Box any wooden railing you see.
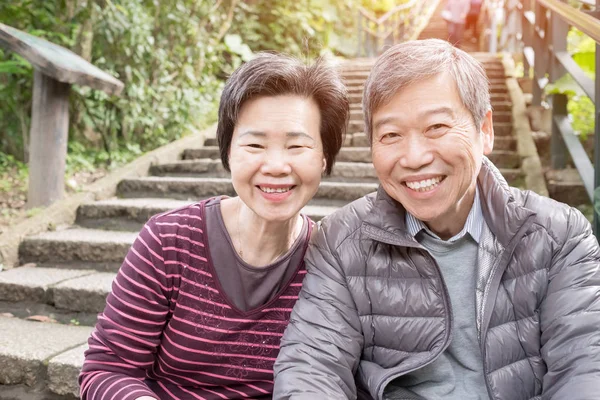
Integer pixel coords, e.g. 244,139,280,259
492,0,600,237
0,24,124,208
356,0,440,57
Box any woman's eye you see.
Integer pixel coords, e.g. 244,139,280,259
430,124,447,131
247,144,263,149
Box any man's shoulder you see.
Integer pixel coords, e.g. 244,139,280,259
316,193,378,245
510,187,590,244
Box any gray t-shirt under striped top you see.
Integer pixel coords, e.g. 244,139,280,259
204,196,310,313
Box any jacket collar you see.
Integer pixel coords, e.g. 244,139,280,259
361,157,536,248
477,157,536,248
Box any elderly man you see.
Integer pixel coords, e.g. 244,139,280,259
273,39,600,400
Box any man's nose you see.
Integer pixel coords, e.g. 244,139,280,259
399,135,434,170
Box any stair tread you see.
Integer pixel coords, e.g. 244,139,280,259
0,315,91,395
24,227,138,244
82,198,342,217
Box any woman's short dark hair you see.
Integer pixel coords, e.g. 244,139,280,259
216,52,349,175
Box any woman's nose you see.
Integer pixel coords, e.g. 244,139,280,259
260,149,293,175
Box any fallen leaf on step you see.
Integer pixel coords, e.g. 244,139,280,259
0,313,14,318
26,315,57,323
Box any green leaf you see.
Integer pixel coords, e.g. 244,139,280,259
0,61,30,75
593,187,600,220
545,73,585,97
572,52,595,76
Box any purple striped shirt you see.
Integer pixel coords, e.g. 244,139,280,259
79,200,310,400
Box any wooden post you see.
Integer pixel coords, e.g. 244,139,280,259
0,23,123,208
27,71,71,208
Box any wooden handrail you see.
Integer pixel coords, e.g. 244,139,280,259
538,0,600,43
357,0,419,26
0,23,124,208
358,7,380,24
375,0,419,24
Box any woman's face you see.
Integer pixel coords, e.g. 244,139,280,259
228,95,326,222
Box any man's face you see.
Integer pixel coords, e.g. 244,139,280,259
371,72,493,234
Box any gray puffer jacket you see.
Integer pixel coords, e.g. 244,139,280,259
274,159,600,400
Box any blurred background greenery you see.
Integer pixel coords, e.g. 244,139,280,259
1,0,403,180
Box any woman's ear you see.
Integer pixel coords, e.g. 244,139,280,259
322,157,327,174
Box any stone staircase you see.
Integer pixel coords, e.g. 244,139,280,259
0,55,523,398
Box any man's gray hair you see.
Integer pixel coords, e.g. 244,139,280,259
363,39,491,140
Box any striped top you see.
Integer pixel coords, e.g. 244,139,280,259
79,200,311,400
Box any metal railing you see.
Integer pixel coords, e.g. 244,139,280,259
356,0,439,57
492,0,600,237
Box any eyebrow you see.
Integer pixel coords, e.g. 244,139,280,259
373,106,455,132
238,131,315,141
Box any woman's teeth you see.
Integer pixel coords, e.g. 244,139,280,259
259,186,292,193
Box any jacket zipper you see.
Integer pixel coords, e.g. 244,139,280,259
478,216,535,400
361,226,455,400
374,249,454,399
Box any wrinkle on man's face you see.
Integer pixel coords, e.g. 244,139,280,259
370,72,489,237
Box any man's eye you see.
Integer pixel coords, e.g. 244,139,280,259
382,132,399,140
430,124,447,131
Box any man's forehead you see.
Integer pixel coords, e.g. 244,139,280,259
373,105,458,128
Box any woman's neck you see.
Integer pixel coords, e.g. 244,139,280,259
222,197,302,267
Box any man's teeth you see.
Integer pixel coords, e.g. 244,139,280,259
405,177,443,192
260,187,292,193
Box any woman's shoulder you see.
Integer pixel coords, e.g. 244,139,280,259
151,199,211,225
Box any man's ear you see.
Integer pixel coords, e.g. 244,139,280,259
481,109,494,155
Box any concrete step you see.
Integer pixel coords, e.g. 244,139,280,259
77,198,343,232
77,197,191,231
151,158,378,180
0,316,91,398
494,136,517,151
23,202,347,272
493,112,512,123
19,228,137,270
545,168,589,206
495,123,512,136
0,266,113,314
183,147,221,160
117,177,378,202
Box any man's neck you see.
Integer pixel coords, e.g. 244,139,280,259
425,186,477,240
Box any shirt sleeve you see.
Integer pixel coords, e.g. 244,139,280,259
79,218,172,400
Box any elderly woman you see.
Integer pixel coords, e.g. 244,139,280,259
79,52,348,400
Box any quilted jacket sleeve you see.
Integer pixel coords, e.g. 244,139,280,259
540,207,600,399
273,221,364,399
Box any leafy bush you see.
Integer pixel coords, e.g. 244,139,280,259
0,0,356,174
545,28,595,140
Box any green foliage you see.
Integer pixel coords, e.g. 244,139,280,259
360,0,409,15
545,28,595,140
0,153,27,193
0,0,354,175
